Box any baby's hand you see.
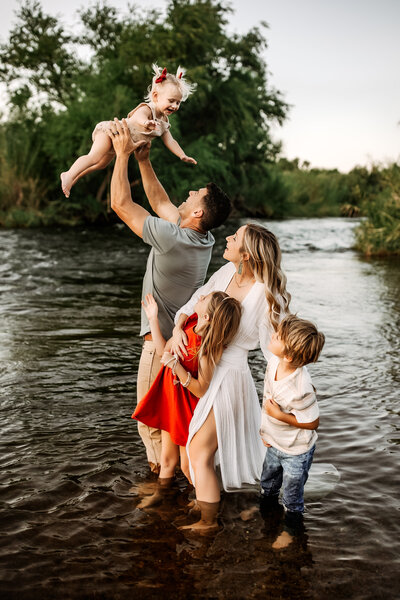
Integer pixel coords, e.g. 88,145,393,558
144,119,161,133
180,155,197,165
141,294,158,321
265,398,283,420
161,351,176,369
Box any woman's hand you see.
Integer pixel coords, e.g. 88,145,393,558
180,154,197,165
170,326,188,360
141,294,158,321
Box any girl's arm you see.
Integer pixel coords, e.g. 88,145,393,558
161,353,214,398
161,130,197,164
142,294,166,356
265,399,319,430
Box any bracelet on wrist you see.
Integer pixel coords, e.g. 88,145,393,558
172,356,180,386
181,371,192,388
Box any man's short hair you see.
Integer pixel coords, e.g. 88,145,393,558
200,183,231,231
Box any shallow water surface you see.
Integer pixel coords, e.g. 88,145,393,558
0,218,399,599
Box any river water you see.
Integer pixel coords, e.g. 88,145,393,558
0,217,399,600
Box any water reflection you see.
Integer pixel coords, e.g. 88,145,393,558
0,219,399,599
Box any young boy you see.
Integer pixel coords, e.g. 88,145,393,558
260,314,325,520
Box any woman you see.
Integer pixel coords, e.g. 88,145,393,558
171,223,291,531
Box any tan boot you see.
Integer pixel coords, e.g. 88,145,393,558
179,500,219,532
137,477,174,509
185,499,201,516
149,462,161,475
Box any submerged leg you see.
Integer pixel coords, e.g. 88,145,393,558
137,476,174,509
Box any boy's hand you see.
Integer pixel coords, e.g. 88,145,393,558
266,398,284,420
141,294,158,321
180,154,197,165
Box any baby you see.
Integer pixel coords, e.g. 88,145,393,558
61,64,196,198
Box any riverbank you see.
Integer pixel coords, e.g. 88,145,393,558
2,161,399,257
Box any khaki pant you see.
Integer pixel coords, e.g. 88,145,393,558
136,340,162,469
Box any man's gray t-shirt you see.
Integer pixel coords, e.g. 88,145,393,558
140,216,215,340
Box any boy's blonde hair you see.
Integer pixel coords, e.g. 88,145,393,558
198,291,242,370
278,314,325,369
145,63,196,103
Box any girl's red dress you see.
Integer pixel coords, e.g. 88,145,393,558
132,314,201,447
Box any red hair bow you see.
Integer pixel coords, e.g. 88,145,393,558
155,67,167,83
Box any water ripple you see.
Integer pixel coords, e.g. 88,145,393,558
0,220,399,599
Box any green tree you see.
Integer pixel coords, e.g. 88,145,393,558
0,0,289,226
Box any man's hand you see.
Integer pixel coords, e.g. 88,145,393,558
170,326,189,360
107,118,146,156
134,141,151,163
265,398,284,420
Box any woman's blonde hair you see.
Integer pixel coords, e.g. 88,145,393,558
198,291,242,371
241,224,291,331
144,63,196,103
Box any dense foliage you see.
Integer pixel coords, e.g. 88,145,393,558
0,0,289,226
355,163,400,256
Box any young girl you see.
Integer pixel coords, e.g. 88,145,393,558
60,64,197,198
132,291,242,510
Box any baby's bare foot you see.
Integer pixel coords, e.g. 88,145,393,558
60,172,72,198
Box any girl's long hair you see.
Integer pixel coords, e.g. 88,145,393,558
198,292,242,371
241,224,291,330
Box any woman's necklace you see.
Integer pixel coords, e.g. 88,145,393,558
234,273,255,288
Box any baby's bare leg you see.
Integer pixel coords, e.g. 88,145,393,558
70,151,115,187
61,131,112,198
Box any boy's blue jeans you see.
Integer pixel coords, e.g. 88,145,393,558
260,445,315,514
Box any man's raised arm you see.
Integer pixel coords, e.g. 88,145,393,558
134,143,180,224
108,119,150,238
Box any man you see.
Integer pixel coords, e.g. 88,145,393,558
108,118,231,473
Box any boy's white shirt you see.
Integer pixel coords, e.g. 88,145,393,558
260,355,319,456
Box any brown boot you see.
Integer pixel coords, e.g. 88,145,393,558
179,500,219,532
137,477,174,509
149,462,161,475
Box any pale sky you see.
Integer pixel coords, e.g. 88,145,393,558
1,0,399,172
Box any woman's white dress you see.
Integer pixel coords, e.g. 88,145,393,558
175,261,272,492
